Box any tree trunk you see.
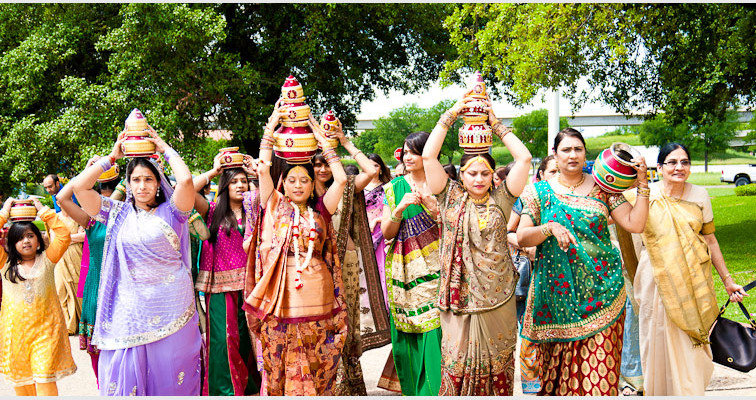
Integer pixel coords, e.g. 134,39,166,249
704,148,708,172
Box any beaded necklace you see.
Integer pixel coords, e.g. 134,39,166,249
291,201,316,290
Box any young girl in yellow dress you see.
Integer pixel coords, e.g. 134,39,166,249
0,197,77,395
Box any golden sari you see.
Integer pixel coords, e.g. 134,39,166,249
625,182,718,395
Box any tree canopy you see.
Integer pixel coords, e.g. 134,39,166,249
511,109,570,158
443,4,756,128
0,3,455,195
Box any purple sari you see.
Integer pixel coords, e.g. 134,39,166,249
365,185,388,309
93,191,201,396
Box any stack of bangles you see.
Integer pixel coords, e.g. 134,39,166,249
260,132,275,151
322,147,340,164
637,185,650,197
540,223,552,237
492,122,512,140
436,111,457,129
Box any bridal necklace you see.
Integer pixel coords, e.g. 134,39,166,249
291,201,316,290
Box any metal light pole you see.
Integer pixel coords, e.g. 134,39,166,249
547,89,560,155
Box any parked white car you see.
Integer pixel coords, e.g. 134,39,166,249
720,165,756,186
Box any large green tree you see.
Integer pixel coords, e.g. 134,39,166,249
442,4,756,141
0,3,455,195
637,111,740,171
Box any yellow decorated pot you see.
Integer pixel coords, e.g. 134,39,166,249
458,123,493,154
319,110,341,149
9,199,36,223
218,147,245,170
97,164,120,183
281,104,311,122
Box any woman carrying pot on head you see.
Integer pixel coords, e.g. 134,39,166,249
308,114,391,396
58,156,122,384
516,128,649,396
625,142,747,396
243,101,347,396
71,127,201,396
423,96,531,395
191,152,259,395
381,130,442,396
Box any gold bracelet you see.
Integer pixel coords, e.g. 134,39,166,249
540,223,552,237
637,186,650,197
438,111,456,128
390,213,402,223
722,273,732,283
493,122,512,139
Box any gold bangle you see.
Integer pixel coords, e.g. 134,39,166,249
722,273,732,283
540,223,552,237
390,213,402,223
637,186,650,197
493,122,512,139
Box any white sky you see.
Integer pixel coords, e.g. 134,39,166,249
357,79,626,138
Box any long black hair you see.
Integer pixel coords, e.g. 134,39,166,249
209,168,248,244
125,157,167,208
98,178,120,195
399,131,431,162
4,222,46,283
282,162,319,210
311,150,335,188
368,153,392,184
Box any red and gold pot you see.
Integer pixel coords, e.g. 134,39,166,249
9,199,36,223
319,110,340,149
218,147,245,170
458,124,493,155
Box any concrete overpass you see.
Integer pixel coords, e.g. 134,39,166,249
355,110,754,131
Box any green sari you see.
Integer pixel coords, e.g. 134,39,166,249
383,176,442,396
520,181,627,343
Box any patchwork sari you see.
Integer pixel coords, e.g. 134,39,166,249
383,176,442,396
520,181,627,396
435,179,518,395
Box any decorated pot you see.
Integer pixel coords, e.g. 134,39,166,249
458,123,493,154
218,147,245,170
281,75,306,104
467,71,487,99
10,199,36,223
274,125,318,164
591,142,641,193
122,108,156,157
98,164,120,183
281,104,311,122
319,110,340,149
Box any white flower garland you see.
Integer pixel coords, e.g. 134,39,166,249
291,203,316,290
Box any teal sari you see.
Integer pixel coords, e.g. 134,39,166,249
520,181,627,343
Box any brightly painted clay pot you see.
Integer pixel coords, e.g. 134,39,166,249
281,75,306,104
592,142,641,193
467,71,487,99
458,123,493,155
274,125,318,164
460,99,488,124
218,147,245,170
281,104,311,122
319,110,340,149
122,108,156,157
9,199,36,223
97,164,120,183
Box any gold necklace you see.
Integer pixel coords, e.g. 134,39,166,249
471,195,491,230
470,193,490,205
558,173,585,193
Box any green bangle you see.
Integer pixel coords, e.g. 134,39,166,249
390,213,402,224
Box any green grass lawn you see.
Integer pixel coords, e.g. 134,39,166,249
707,192,756,323
686,172,728,186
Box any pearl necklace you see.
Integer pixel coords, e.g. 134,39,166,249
291,202,316,290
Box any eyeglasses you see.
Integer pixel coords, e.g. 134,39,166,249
662,160,691,168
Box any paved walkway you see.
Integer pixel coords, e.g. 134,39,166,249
0,336,753,396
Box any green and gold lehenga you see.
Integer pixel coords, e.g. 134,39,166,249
520,181,627,396
383,176,442,396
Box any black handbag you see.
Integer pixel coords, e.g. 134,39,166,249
709,279,756,373
513,250,531,301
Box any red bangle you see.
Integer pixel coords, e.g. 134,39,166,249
109,154,116,165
